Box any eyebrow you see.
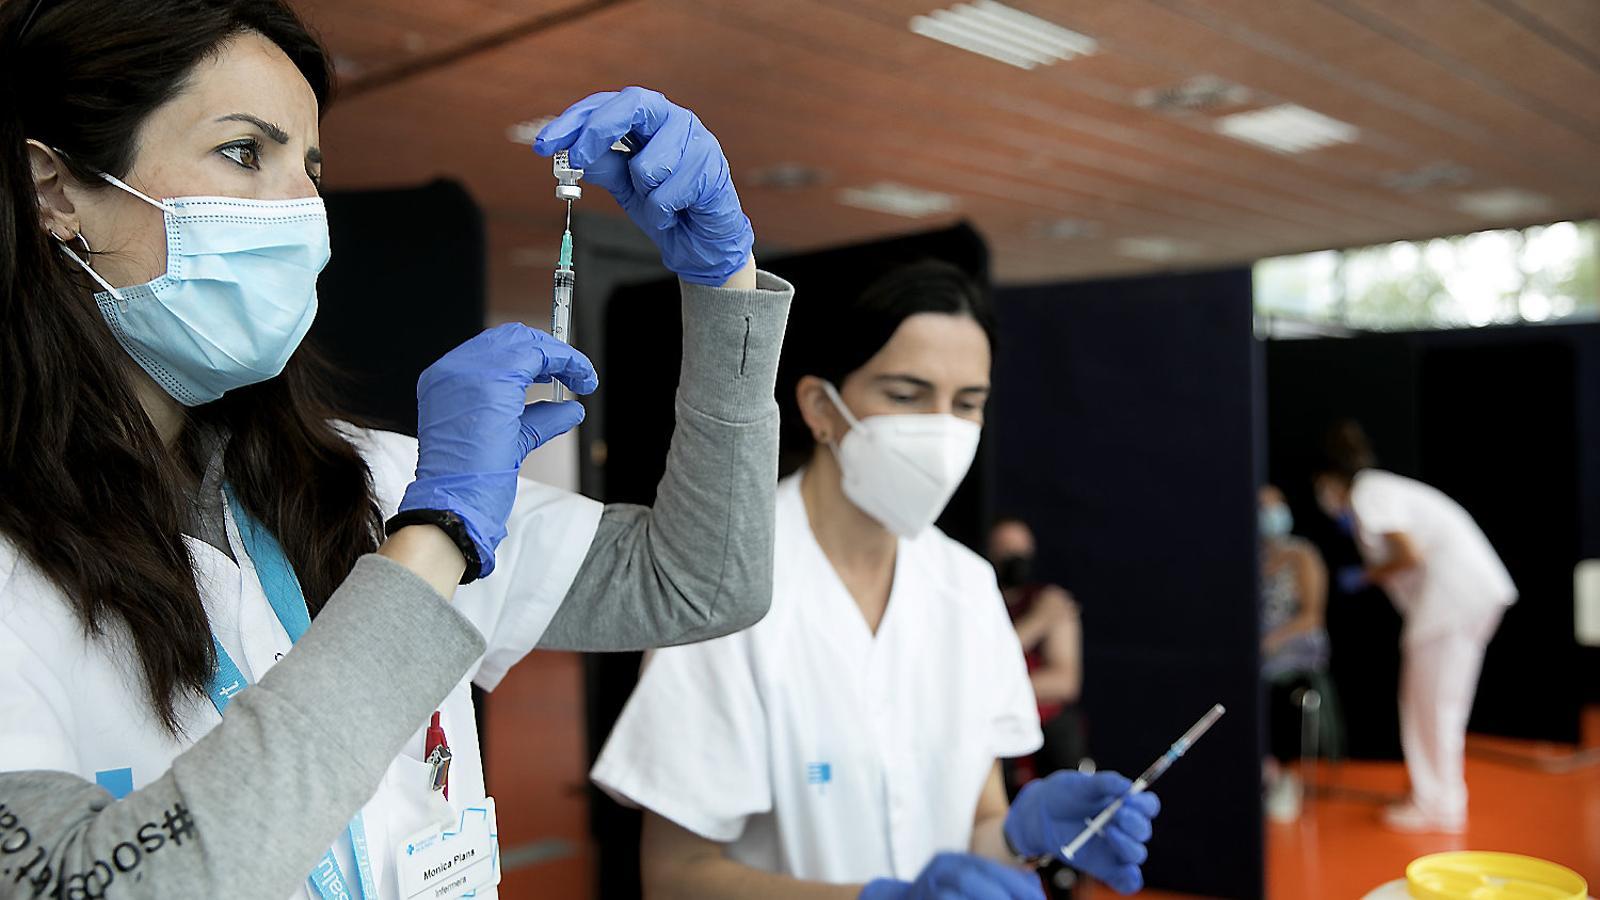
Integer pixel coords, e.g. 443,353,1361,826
216,113,321,165
874,374,990,394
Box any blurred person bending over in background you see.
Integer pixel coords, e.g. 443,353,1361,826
1312,421,1515,834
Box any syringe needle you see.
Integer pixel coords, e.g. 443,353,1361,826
565,199,572,232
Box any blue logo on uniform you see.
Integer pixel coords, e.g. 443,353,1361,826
806,762,831,793
95,767,134,800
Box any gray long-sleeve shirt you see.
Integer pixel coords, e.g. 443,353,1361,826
0,272,792,897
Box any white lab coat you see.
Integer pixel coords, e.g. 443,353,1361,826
1350,469,1515,644
592,473,1042,884
0,426,602,900
1350,469,1514,818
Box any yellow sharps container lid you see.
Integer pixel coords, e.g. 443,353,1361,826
1407,851,1588,900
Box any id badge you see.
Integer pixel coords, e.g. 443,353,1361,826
395,796,501,899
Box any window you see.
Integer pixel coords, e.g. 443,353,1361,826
1254,220,1599,334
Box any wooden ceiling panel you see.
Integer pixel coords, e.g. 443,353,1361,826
305,0,1600,291
1058,0,1597,189
1485,0,1600,74
1340,0,1600,134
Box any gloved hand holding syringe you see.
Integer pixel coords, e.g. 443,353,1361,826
1057,703,1226,863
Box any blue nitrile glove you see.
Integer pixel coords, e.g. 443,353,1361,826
532,86,753,286
859,852,1044,900
1336,564,1369,594
1004,771,1160,895
398,323,597,581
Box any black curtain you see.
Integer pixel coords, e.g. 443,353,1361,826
990,268,1264,900
312,178,487,433
1266,323,1600,747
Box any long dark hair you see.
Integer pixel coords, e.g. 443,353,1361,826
0,0,383,735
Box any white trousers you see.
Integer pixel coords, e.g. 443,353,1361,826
1398,610,1502,818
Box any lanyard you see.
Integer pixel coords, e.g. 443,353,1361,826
206,485,378,900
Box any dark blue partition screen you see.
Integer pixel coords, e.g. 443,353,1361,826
991,268,1263,900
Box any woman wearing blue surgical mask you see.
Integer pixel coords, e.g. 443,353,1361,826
0,1,791,897
593,262,1159,900
1257,484,1331,822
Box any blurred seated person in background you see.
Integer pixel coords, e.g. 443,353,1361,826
1258,486,1332,822
989,517,1089,898
592,262,1159,900
1313,421,1515,834
989,518,1088,786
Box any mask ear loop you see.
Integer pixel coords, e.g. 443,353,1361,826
55,230,125,301
819,381,862,432
97,171,171,212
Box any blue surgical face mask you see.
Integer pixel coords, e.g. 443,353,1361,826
1260,504,1293,538
60,172,330,406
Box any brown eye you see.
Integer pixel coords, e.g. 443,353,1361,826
219,141,260,170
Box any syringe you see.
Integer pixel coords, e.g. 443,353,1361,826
551,220,575,402
1055,703,1226,863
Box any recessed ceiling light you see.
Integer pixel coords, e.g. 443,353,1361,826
1136,75,1252,114
910,0,1097,70
1116,237,1199,262
748,163,828,191
1214,104,1359,154
505,116,556,146
1453,188,1555,221
1383,163,1472,193
1035,218,1103,240
837,182,958,218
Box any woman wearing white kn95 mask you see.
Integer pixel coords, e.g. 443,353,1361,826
595,261,1161,900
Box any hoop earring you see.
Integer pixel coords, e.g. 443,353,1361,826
74,231,93,255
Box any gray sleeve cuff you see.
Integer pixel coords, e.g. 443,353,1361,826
675,270,794,423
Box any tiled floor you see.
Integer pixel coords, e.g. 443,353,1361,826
486,655,1599,899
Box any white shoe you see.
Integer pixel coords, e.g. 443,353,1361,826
1266,773,1302,823
1382,802,1464,834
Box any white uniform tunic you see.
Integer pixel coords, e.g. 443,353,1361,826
0,427,602,900
592,473,1042,884
1350,469,1516,644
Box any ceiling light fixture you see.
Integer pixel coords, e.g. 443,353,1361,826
1453,188,1555,221
1214,104,1359,154
1136,75,1252,114
1383,162,1472,193
1116,237,1199,262
837,182,958,218
1035,218,1103,240
748,163,828,191
910,0,1097,70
